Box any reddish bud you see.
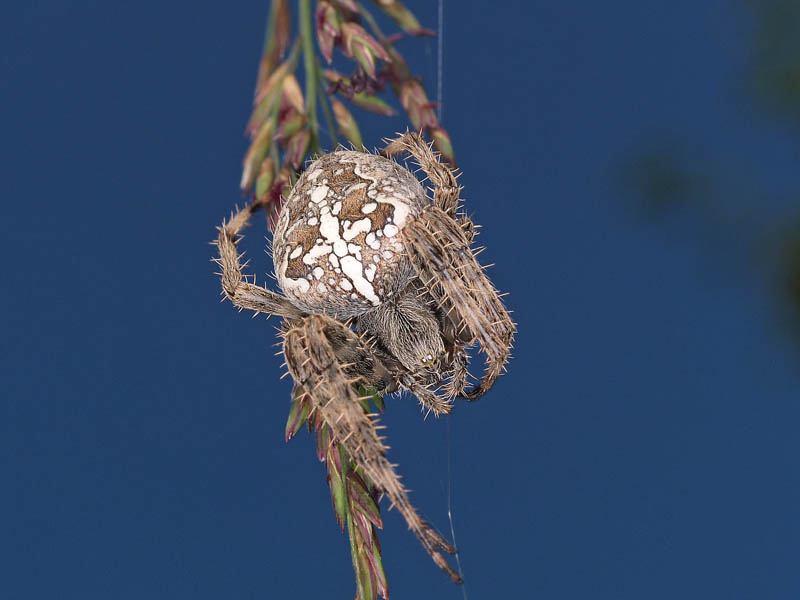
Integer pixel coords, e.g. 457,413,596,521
315,1,341,64
371,0,433,36
398,79,438,130
240,120,274,193
281,74,304,113
255,57,291,106
430,126,456,164
254,157,276,202
371,533,389,598
284,392,310,441
285,129,311,169
341,22,391,80
347,470,383,529
247,60,292,136
275,108,306,143
327,445,349,530
331,99,364,149
315,419,329,462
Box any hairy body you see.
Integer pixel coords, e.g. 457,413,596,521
215,132,515,582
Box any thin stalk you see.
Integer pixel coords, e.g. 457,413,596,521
299,0,320,152
269,142,280,171
358,4,388,43
262,0,280,55
317,70,339,149
265,40,301,164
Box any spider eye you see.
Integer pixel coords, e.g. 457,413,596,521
420,353,435,368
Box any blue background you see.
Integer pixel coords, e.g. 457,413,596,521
3,1,800,598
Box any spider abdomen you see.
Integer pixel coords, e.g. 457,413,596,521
273,151,429,318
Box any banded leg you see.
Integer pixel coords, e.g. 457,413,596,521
404,205,516,399
215,200,305,318
442,350,470,400
283,315,462,583
400,373,455,417
382,131,462,217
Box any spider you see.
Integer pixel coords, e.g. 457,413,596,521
215,131,515,583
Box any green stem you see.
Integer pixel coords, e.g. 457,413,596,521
317,70,339,149
269,142,280,172
299,0,320,152
262,0,280,55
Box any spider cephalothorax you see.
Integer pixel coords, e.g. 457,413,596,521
216,132,515,582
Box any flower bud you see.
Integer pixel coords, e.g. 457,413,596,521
356,93,398,116
254,157,275,202
247,60,291,136
326,443,349,531
371,0,432,36
275,108,306,143
398,79,437,130
254,59,291,106
341,22,391,80
240,120,274,193
430,126,455,164
284,392,310,441
315,0,341,63
315,419,329,462
331,99,364,149
347,471,383,528
281,74,304,113
285,128,311,169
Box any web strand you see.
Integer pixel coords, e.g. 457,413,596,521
438,2,465,593
446,417,467,599
437,0,444,123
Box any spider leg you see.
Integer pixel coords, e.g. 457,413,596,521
442,349,470,400
404,205,516,400
215,200,305,319
283,315,463,584
436,295,475,398
382,131,462,218
284,315,397,392
399,373,454,417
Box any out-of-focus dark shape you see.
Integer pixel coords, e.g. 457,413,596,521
774,214,800,345
621,1,800,352
624,141,706,216
748,0,800,128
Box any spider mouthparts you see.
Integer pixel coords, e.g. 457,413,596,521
420,353,436,369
